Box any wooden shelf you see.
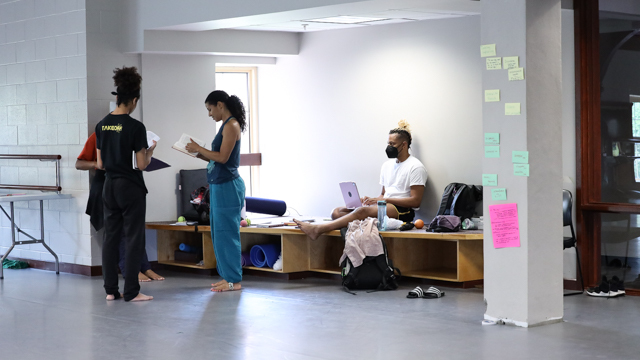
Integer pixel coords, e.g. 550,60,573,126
243,266,282,273
148,221,484,283
309,267,341,275
402,268,458,281
158,260,212,269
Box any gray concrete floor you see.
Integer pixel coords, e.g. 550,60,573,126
1,269,639,360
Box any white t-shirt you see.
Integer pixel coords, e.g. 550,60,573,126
379,155,428,210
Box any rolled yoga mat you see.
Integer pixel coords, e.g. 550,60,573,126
179,243,200,253
241,252,251,267
245,197,287,216
249,244,282,268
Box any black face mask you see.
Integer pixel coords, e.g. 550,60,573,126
386,145,400,158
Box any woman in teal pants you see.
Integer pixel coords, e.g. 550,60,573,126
185,90,246,292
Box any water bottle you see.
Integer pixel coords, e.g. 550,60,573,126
462,218,477,230
377,200,387,231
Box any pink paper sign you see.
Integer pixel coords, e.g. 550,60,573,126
489,203,521,248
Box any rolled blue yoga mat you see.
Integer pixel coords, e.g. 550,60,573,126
179,243,199,253
245,197,287,216
249,244,281,268
241,252,251,267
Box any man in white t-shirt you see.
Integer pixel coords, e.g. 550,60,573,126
295,125,427,240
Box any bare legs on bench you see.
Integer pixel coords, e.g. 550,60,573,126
295,204,400,240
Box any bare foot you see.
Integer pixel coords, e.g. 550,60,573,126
138,272,152,282
211,280,242,292
106,293,123,301
293,219,323,240
129,293,153,302
211,280,225,287
144,269,165,281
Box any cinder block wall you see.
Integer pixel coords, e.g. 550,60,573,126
0,0,92,266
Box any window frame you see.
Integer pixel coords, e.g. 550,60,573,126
215,66,260,196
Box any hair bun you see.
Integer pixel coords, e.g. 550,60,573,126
396,119,411,134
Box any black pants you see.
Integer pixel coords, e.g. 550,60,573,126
119,230,151,276
102,177,146,301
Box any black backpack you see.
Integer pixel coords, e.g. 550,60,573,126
340,229,401,294
190,185,210,224
436,183,483,221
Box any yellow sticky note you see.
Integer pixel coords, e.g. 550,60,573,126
505,103,521,115
508,67,525,81
503,56,519,69
485,89,500,102
481,44,496,57
486,57,502,70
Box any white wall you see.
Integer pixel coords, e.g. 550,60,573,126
256,16,483,221
85,0,142,265
141,54,218,222
0,0,91,265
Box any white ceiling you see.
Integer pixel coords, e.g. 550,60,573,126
156,0,482,32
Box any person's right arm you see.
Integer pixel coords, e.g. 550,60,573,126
75,159,97,170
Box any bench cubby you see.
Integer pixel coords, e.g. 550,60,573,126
146,222,483,285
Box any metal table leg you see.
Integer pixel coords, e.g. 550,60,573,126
39,200,59,274
1,199,60,278
0,202,17,279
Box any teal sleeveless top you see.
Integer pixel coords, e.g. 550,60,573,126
207,117,241,184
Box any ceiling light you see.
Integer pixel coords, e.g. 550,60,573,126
303,16,389,24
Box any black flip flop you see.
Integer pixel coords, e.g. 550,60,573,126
407,286,424,298
423,286,445,298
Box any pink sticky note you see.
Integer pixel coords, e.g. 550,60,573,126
489,203,521,248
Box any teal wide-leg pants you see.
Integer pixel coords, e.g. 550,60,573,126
209,177,245,284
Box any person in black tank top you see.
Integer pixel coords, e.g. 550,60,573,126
95,67,156,302
185,90,247,292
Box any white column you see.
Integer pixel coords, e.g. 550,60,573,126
482,0,564,327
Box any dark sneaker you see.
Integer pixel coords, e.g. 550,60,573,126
610,276,626,297
587,276,612,297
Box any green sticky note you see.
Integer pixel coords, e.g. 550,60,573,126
485,145,500,158
486,57,502,70
492,188,507,201
512,151,528,163
485,133,500,145
484,89,500,102
503,56,519,69
505,103,521,115
508,67,525,81
481,44,496,57
514,164,530,176
482,174,498,186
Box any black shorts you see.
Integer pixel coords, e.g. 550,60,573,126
391,204,415,223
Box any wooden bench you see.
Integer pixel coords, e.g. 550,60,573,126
146,222,483,286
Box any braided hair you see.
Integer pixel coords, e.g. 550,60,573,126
112,66,141,106
389,119,412,148
205,90,247,132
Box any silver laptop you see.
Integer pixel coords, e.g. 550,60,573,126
339,182,363,209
